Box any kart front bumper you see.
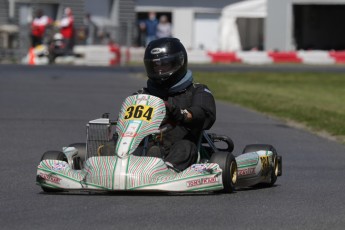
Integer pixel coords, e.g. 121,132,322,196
37,156,224,192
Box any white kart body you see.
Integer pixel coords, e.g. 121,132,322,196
236,150,276,187
36,95,277,192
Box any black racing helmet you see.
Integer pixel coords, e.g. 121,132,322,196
144,37,188,88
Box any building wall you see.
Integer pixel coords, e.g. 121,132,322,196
0,0,8,24
265,0,291,51
84,0,136,46
173,9,194,48
118,0,136,45
63,0,85,30
135,0,239,9
266,0,345,51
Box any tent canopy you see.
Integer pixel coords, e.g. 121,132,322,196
222,0,267,18
219,0,267,51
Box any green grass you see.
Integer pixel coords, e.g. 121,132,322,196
194,72,345,143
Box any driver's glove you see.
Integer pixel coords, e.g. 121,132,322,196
164,101,187,123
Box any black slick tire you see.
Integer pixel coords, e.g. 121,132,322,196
210,152,237,193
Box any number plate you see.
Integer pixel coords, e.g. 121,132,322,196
124,105,154,122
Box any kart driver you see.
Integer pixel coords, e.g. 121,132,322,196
135,37,216,171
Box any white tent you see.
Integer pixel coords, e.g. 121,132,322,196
219,0,267,51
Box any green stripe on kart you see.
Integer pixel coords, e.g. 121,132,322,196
187,184,224,192
129,121,143,154
125,155,131,189
83,181,113,190
37,168,82,183
115,121,143,156
111,155,118,190
127,173,220,190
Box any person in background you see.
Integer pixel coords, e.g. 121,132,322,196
156,15,172,39
83,13,97,45
30,9,52,47
58,7,74,52
138,21,146,47
144,12,158,46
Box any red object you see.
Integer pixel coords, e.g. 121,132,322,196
28,48,35,65
31,25,45,37
31,16,52,37
207,52,242,63
109,44,121,65
268,51,302,63
60,16,74,39
329,51,345,63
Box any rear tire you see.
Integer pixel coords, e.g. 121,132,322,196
210,152,237,193
39,151,67,192
242,144,279,187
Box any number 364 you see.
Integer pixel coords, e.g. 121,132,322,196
124,105,154,121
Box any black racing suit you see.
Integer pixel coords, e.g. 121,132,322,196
136,83,216,171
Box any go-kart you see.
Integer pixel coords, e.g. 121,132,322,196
36,94,282,193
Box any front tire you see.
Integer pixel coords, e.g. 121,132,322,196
242,144,279,187
210,152,237,193
39,151,67,192
41,150,67,162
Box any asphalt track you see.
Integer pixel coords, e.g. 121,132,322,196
1,64,345,230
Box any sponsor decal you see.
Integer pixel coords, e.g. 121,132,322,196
136,95,148,104
260,156,270,176
52,162,68,171
151,47,166,54
39,173,61,184
122,131,137,137
126,123,140,132
260,156,269,170
237,167,255,176
186,177,218,187
191,164,208,173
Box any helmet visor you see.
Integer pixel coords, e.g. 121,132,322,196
144,51,185,80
